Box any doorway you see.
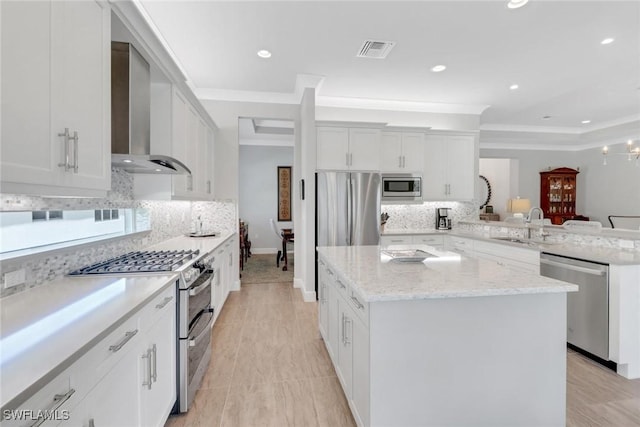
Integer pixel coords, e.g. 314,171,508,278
238,117,295,275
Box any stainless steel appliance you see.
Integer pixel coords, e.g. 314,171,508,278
436,207,452,230
70,248,216,413
316,172,381,247
381,174,422,202
111,42,190,175
540,253,610,362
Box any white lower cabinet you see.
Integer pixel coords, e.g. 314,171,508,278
317,259,369,427
7,286,178,427
139,300,176,427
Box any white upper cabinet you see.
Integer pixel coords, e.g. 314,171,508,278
1,0,111,197
423,132,477,200
137,84,215,201
380,131,425,173
317,126,381,171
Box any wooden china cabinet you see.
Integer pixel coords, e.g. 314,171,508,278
540,167,579,225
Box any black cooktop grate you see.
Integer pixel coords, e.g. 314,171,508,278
69,250,200,275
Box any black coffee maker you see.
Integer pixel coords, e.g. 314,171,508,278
436,207,452,230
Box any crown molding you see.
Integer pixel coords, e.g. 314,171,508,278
316,96,489,115
239,138,294,147
480,123,583,134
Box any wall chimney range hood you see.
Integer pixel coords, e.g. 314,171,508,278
111,42,190,175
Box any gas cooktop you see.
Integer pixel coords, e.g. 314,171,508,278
69,250,200,275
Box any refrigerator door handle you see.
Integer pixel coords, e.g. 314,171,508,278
346,176,352,245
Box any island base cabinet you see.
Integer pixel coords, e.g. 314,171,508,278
367,293,567,426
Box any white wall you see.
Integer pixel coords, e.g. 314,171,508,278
479,158,517,219
238,145,293,252
480,142,640,226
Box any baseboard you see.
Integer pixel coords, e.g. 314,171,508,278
251,248,295,255
299,287,317,302
230,279,241,291
293,278,303,289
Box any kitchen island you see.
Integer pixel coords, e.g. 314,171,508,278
317,245,578,427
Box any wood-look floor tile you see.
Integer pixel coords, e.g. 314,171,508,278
222,382,284,427
212,319,244,352
201,345,237,390
240,319,298,347
244,302,296,324
296,317,322,342
293,300,318,321
304,339,336,378
276,379,320,427
189,386,228,427
310,376,356,427
216,302,248,324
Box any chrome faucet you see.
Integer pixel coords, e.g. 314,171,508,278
526,207,544,223
526,207,544,240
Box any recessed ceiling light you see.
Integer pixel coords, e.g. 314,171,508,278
257,49,272,58
509,84,519,90
507,0,529,9
542,115,552,120
431,65,447,73
155,169,162,172
122,159,133,163
601,38,615,45
581,120,591,124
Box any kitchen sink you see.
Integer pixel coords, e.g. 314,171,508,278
491,237,530,244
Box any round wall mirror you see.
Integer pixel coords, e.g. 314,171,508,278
477,175,492,210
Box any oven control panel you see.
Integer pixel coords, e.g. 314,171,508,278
182,267,200,286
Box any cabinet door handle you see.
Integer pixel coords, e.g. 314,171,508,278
398,156,402,168
156,296,174,309
207,180,211,194
58,128,71,171
29,389,75,427
70,130,79,173
109,329,138,353
350,295,364,310
151,343,158,383
89,419,95,427
341,313,346,345
344,317,352,345
142,348,152,390
337,279,346,290
402,156,406,168
350,152,353,166
346,152,349,166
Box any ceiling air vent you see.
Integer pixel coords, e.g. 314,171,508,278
357,40,396,59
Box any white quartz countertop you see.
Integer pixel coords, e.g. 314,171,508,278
317,245,578,302
146,231,235,254
451,231,640,265
0,274,177,410
382,228,445,235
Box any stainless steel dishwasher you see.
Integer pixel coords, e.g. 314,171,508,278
540,252,610,361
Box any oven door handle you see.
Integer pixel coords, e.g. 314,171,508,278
189,308,214,347
189,276,213,296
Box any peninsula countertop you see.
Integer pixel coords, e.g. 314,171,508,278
317,245,578,303
0,274,177,411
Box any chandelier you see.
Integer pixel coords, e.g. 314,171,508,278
602,139,640,166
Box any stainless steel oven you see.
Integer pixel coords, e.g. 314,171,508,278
178,256,215,412
381,174,422,202
69,248,216,413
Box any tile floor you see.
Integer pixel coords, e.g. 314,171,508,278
164,282,356,427
166,281,640,427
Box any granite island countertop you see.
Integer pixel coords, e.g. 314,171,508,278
317,245,578,303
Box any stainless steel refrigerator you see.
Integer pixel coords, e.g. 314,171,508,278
316,172,381,247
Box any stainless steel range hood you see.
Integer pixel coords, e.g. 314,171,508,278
111,42,190,175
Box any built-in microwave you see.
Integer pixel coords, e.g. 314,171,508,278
381,174,422,202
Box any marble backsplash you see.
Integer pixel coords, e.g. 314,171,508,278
0,169,237,297
381,201,478,230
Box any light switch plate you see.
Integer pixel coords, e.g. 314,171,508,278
3,269,26,288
